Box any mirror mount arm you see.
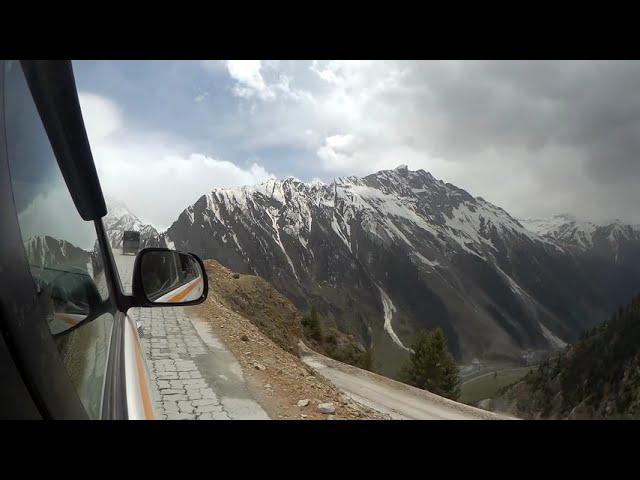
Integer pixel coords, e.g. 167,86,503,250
121,295,135,314
95,219,136,314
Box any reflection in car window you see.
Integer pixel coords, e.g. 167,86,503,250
3,60,113,419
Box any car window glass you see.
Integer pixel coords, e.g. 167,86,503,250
3,60,114,418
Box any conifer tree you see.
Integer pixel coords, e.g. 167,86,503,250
399,328,460,400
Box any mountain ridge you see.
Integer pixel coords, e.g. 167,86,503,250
103,167,640,378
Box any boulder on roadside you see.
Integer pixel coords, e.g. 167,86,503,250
318,402,335,414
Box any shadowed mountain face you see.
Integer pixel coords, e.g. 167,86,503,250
493,294,640,420
111,167,640,377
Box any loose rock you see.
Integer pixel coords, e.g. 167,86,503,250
297,399,310,407
318,402,336,414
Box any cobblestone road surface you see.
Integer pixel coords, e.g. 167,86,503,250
114,251,269,420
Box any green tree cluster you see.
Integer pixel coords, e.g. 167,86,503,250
399,328,460,400
302,304,373,370
301,305,322,341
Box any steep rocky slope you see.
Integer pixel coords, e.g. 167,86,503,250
193,260,386,419
202,259,370,368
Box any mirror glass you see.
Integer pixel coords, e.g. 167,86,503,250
140,250,205,304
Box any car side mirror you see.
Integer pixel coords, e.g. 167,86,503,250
131,248,208,307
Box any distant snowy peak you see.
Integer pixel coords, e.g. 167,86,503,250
103,197,162,249
519,214,596,249
104,198,148,229
519,214,640,251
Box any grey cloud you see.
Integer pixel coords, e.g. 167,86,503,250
369,61,640,221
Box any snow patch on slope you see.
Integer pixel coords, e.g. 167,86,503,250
377,286,411,353
266,207,298,281
538,322,567,349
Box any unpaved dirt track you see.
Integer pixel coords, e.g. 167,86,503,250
300,343,514,420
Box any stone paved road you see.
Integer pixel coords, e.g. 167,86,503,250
114,251,269,420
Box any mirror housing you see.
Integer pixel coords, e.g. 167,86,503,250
131,248,208,308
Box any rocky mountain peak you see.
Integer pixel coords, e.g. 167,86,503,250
102,196,162,249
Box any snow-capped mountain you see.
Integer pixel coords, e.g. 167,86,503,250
163,166,640,375
103,197,163,249
520,214,640,264
519,214,597,249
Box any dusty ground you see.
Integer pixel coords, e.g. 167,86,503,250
193,266,386,420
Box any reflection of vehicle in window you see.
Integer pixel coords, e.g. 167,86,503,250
122,230,140,255
0,60,207,420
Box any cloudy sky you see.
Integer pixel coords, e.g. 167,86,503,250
73,60,640,229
